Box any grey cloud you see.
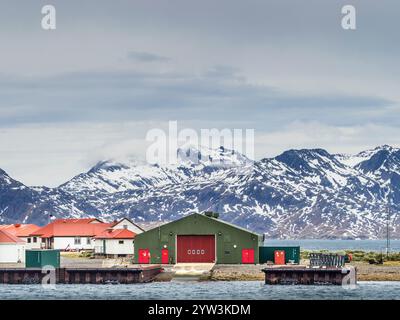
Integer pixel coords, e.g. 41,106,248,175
0,0,400,186
204,66,241,79
127,51,171,63
0,69,395,129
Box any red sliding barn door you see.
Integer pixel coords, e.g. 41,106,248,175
177,235,215,263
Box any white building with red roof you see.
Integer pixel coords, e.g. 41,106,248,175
0,229,26,263
94,229,136,257
29,218,112,251
0,224,41,249
26,217,144,252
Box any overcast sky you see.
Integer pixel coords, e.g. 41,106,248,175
0,0,399,186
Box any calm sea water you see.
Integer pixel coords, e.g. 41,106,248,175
1,240,399,300
264,240,400,252
0,281,399,300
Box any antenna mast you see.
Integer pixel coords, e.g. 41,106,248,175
386,189,391,257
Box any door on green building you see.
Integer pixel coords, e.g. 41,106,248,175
241,248,255,264
161,248,169,264
138,249,150,264
177,235,215,263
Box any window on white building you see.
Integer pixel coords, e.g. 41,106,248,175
119,240,124,244
86,237,91,245
74,237,81,245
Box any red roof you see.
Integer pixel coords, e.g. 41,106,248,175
94,229,136,239
0,229,25,244
52,218,102,224
0,224,41,237
30,219,112,238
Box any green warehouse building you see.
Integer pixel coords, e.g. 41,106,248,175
134,212,262,264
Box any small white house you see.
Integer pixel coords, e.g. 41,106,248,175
94,229,136,257
111,218,144,234
0,229,26,263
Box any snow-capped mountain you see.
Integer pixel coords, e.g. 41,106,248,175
0,145,399,239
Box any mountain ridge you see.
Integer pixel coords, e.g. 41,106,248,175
0,145,399,239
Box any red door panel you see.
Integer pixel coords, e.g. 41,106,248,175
248,249,255,264
242,249,255,264
274,250,285,265
242,249,248,263
138,249,150,264
177,235,215,263
161,248,169,264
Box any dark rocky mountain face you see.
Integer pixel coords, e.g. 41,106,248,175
356,146,400,205
0,169,35,224
0,145,399,239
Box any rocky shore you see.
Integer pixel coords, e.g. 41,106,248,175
210,262,400,282
3,254,400,282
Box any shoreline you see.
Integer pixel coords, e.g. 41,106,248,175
210,262,400,282
2,254,400,282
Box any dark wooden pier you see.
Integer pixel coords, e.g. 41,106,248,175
0,266,162,284
262,266,357,285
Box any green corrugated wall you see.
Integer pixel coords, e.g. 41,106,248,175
134,213,262,264
25,250,60,268
259,246,300,264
